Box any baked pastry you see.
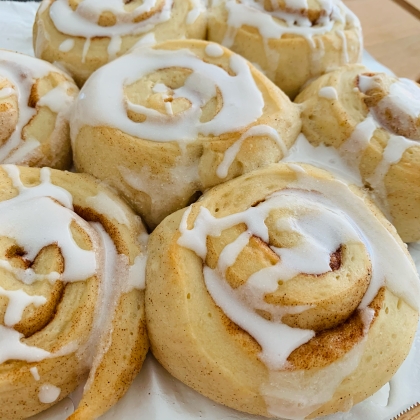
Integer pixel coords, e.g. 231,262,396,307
145,162,419,419
71,39,302,230
0,165,149,419
0,50,77,169
296,64,420,243
33,0,207,87
208,0,363,99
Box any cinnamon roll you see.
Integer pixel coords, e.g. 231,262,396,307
71,39,301,230
0,165,149,419
33,0,207,87
296,64,420,243
208,0,363,99
0,50,77,169
145,162,419,419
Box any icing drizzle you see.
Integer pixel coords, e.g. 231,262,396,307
0,50,75,163
178,163,420,369
41,0,206,61
72,46,265,144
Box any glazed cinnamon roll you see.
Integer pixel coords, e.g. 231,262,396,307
0,50,77,169
33,0,207,87
296,64,420,243
71,39,301,229
145,162,419,419
208,0,362,98
0,165,149,419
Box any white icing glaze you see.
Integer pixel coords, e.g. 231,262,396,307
0,87,15,98
367,134,417,209
283,133,363,186
385,79,420,119
336,30,349,64
0,165,98,361
0,325,50,364
81,37,91,63
358,74,382,93
216,125,287,178
339,114,378,168
38,383,61,404
118,151,200,221
0,286,46,326
3,139,41,165
80,222,132,393
126,228,149,292
49,0,174,38
47,0,175,62
318,86,338,100
334,75,420,215
58,38,75,52
108,35,122,61
127,254,148,291
86,191,130,227
178,163,420,372
37,81,74,115
263,336,368,419
204,43,224,58
72,46,264,144
30,366,41,381
130,32,157,51
0,165,97,284
187,0,206,25
0,50,74,163
218,0,360,48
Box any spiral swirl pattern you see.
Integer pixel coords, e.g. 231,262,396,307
0,165,149,419
297,64,420,242
146,162,419,419
208,0,362,98
0,50,77,168
34,0,207,86
71,39,301,229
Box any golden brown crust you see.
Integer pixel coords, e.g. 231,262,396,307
0,166,149,419
72,39,301,230
33,0,207,87
146,163,418,418
208,0,362,98
296,64,420,242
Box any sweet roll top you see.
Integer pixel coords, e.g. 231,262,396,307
0,165,149,420
0,50,77,169
145,162,419,419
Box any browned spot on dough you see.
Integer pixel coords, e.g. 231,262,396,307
329,246,342,271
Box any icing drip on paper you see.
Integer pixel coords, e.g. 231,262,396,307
0,50,74,162
72,47,265,144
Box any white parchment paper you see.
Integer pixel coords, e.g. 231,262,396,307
0,2,418,419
